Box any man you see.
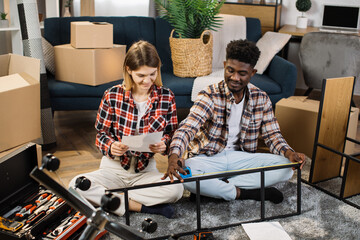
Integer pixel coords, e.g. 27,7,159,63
162,39,305,204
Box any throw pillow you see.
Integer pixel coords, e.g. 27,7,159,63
41,37,55,75
254,32,291,74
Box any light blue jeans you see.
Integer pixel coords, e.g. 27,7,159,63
183,150,293,200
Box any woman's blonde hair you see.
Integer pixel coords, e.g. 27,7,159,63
123,40,162,91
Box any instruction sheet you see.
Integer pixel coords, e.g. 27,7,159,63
242,222,292,240
122,131,163,152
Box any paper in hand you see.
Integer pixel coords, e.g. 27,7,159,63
122,131,163,152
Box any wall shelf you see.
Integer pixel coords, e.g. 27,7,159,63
1,0,56,55
221,0,282,34
0,27,20,32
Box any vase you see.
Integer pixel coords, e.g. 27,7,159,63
0,19,9,28
63,7,71,17
296,16,308,29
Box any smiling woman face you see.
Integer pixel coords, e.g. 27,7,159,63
127,65,158,93
122,40,163,91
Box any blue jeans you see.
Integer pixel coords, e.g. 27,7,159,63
183,150,293,200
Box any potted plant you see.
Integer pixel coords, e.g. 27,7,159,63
0,12,9,28
155,0,225,77
295,0,311,29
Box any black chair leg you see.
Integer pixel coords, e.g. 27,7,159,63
304,88,313,96
351,99,356,107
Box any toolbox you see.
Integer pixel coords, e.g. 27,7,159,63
0,143,106,240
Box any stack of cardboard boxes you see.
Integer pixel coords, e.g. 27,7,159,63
54,21,126,86
0,21,126,154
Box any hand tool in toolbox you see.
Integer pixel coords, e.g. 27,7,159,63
0,216,24,232
3,206,22,219
14,205,36,221
41,210,83,239
23,196,66,231
0,144,75,240
30,152,147,240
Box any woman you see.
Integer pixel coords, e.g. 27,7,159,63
69,40,183,218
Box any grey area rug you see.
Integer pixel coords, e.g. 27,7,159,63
100,158,360,240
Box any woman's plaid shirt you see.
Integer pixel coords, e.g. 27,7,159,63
95,84,178,172
170,80,293,159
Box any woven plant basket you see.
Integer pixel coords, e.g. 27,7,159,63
169,29,213,78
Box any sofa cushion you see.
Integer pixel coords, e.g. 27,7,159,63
251,74,282,94
50,97,106,111
245,17,262,43
161,72,194,96
42,37,56,75
255,32,291,74
47,74,122,97
155,18,173,73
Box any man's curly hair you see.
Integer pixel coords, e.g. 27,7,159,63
226,39,260,67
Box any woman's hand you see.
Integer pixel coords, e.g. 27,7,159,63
110,142,129,156
149,141,166,154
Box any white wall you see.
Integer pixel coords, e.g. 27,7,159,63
281,0,359,27
73,0,154,17
281,0,360,95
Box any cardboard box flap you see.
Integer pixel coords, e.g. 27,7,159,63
72,21,111,26
0,73,30,92
0,54,10,77
92,22,112,25
72,21,90,25
8,54,41,82
277,96,319,112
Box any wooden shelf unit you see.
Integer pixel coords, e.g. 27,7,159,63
1,0,58,55
220,0,282,34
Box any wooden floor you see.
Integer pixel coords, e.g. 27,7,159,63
43,93,360,188
43,110,169,187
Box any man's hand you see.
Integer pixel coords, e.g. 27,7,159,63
149,141,166,154
161,154,186,183
285,149,306,170
110,142,129,156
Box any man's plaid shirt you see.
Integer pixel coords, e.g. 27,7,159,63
170,80,293,159
96,84,178,172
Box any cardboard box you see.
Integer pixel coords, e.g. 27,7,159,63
71,21,113,49
275,96,359,158
0,54,41,152
54,44,126,86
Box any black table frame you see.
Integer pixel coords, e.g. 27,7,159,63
109,162,302,239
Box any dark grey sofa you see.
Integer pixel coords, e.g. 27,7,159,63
43,16,297,111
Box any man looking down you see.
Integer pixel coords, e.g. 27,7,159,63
163,39,305,204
